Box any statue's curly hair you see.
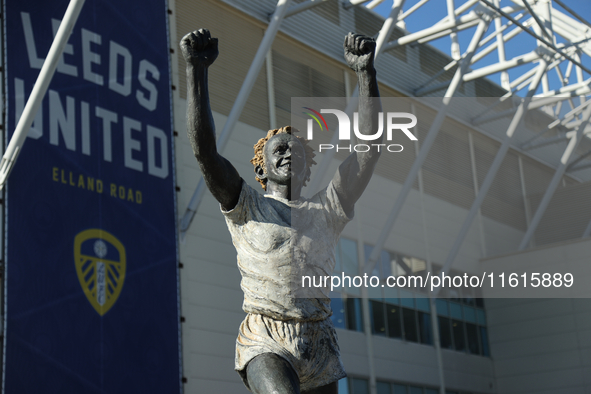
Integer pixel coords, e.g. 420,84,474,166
250,126,317,190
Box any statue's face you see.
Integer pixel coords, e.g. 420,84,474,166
262,133,307,188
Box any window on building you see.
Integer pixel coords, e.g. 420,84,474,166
438,316,453,349
339,238,361,280
436,298,489,356
332,238,364,332
418,311,433,345
409,386,423,394
378,381,441,394
330,293,364,332
371,300,387,335
339,377,349,394
334,239,490,357
402,307,419,342
452,319,466,352
480,326,490,357
331,294,346,329
350,378,370,394
347,297,364,332
377,381,391,394
466,323,480,355
386,301,403,338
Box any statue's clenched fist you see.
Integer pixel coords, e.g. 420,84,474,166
180,28,218,67
344,32,376,73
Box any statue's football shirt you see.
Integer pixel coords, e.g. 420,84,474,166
222,180,352,321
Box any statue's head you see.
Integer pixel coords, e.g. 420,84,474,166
251,126,317,191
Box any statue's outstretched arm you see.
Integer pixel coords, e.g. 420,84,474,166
181,29,242,211
332,33,383,215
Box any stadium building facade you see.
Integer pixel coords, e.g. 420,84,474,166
165,1,591,393
168,1,591,394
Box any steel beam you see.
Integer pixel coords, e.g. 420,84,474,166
416,50,541,96
435,0,481,25
414,13,526,95
470,62,547,126
364,16,491,275
266,52,277,129
468,132,488,256
305,0,406,196
434,59,547,294
522,0,552,41
343,0,372,10
493,0,510,89
366,0,386,9
522,134,568,151
519,106,591,250
533,78,591,98
464,50,542,82
553,0,591,30
399,0,429,21
583,218,591,238
179,0,292,240
447,0,461,60
471,15,530,64
566,147,591,171
479,0,591,75
521,100,591,150
413,135,446,394
571,161,591,172
415,19,481,46
0,0,86,190
383,11,481,50
528,85,591,110
472,106,517,126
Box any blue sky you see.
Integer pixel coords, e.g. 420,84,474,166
370,0,591,96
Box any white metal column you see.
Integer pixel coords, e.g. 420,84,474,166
519,104,591,250
305,0,406,196
0,0,86,190
365,15,492,274
436,59,548,287
414,131,446,394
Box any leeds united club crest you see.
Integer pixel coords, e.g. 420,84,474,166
74,229,126,316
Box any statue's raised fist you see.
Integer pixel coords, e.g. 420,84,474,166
344,32,376,73
180,28,218,67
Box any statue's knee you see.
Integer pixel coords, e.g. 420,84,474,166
246,354,300,394
302,381,338,394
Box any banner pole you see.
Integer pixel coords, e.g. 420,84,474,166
0,0,85,190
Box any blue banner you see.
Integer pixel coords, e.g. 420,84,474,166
3,0,180,392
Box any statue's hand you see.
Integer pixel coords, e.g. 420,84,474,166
180,28,218,68
344,32,376,73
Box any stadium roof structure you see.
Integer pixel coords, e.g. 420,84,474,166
171,3,591,391
179,0,591,256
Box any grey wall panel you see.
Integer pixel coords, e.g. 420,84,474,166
494,367,585,394
483,243,591,394
183,304,245,336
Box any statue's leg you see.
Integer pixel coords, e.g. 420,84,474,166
246,353,300,394
302,382,338,394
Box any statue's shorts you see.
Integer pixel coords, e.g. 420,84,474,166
235,313,347,392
